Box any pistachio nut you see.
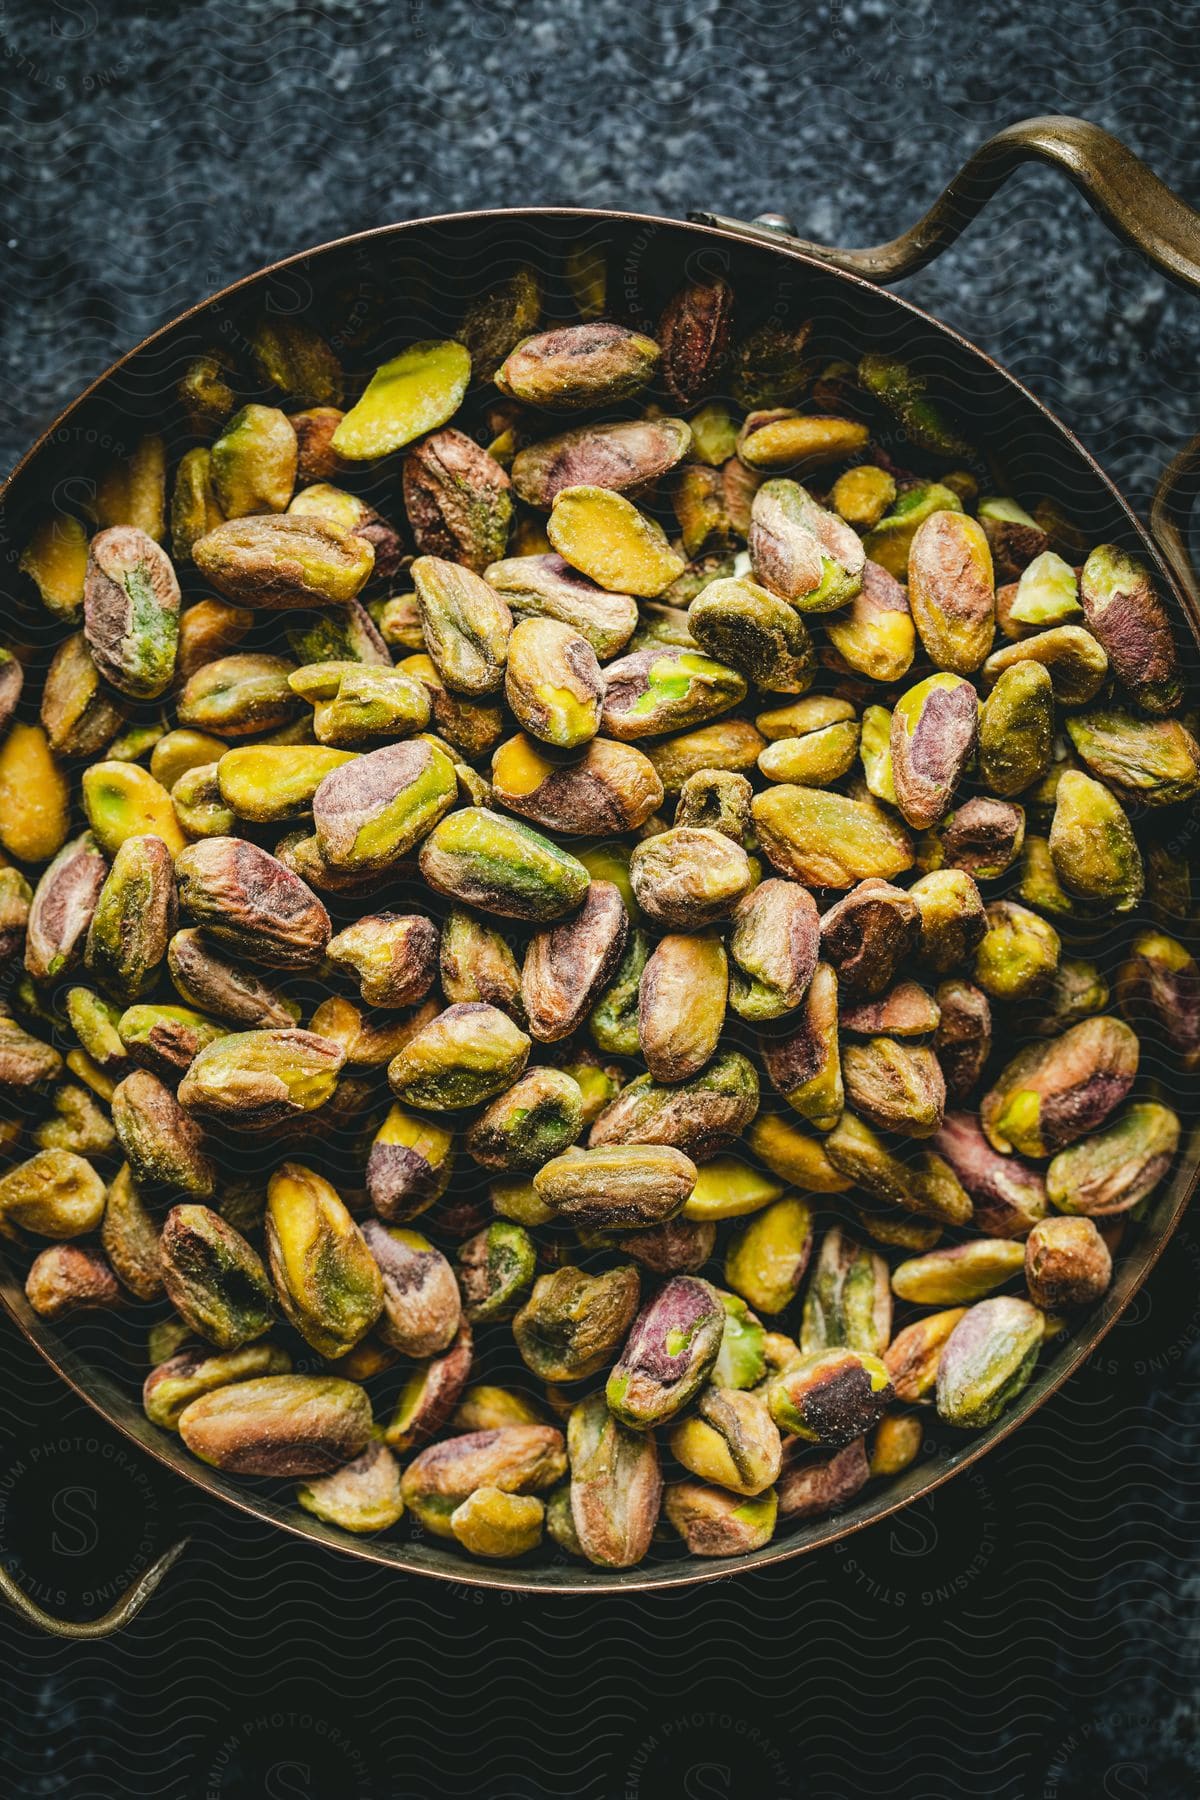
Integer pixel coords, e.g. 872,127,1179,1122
466,1067,584,1172
178,1374,372,1475
600,645,745,742
935,1296,1044,1429
513,1263,640,1382
512,416,692,509
773,1432,867,1519
768,1347,893,1446
112,1068,216,1194
744,1113,852,1194
753,784,912,889
330,340,470,459
932,1113,1047,1238
909,869,986,975
892,1238,1026,1305
759,960,842,1129
1048,770,1143,913
687,576,815,694
496,323,659,411
547,484,685,599
166,928,301,1030
159,1204,274,1349
1025,1215,1112,1309
664,1480,777,1557
420,806,590,921
326,913,439,1010
176,838,331,967
724,1196,814,1316
605,1275,725,1427
979,662,1055,796
567,1391,662,1568
749,478,864,610
973,900,1060,1002
825,559,915,684
588,925,650,1056
177,1028,344,1130
1065,707,1200,807
402,428,512,572
193,513,374,608
439,907,524,1018
24,833,108,984
906,510,995,674
1079,544,1181,715
382,1321,474,1451
265,1163,384,1358
84,833,177,1002
451,1220,535,1323
0,1149,106,1238
484,552,638,660
385,1001,530,1110
670,1386,782,1496
83,525,180,700
25,1244,121,1320
637,930,727,1082
309,738,457,873
883,1309,968,1403
534,1144,697,1229
590,1050,759,1161
933,978,992,1103
521,880,628,1042
40,631,126,759
298,1439,405,1535
628,826,752,928
502,617,603,749
728,878,819,1022
982,625,1109,707
491,733,663,837
1045,1102,1179,1217
361,1220,462,1358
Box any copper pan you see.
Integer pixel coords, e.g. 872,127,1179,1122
2,115,1198,1629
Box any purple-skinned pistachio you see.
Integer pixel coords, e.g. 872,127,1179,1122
890,672,978,831
981,1016,1139,1158
605,1274,725,1427
25,833,108,984
932,1113,1047,1237
1079,544,1181,716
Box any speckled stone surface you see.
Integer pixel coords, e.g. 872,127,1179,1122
1,6,1199,1797
1,0,1199,517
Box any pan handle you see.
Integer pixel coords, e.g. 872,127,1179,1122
1151,431,1200,619
0,1536,189,1639
690,114,1200,292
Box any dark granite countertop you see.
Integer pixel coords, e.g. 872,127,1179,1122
1,4,1198,1795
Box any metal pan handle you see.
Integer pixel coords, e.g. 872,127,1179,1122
0,1537,188,1640
691,114,1200,292
694,113,1200,592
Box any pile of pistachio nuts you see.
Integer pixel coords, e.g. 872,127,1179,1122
0,253,1193,1569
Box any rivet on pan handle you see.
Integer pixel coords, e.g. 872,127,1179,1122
0,1537,189,1640
691,114,1200,292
